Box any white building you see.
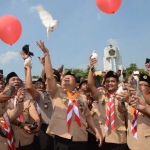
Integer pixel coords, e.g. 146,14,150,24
103,45,123,72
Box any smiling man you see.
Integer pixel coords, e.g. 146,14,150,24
35,40,102,150
5,72,41,150
88,57,129,150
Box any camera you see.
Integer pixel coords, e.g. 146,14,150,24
29,122,38,131
5,83,15,96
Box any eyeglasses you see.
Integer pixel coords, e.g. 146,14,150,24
139,84,150,87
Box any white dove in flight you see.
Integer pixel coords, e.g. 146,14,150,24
36,5,58,38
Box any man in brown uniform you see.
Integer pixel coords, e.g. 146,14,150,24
5,72,41,150
24,66,60,150
78,80,89,96
35,40,102,150
0,86,24,150
126,74,150,150
88,58,129,150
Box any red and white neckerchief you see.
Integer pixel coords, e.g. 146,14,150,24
131,108,138,140
66,91,81,131
0,114,15,150
14,96,23,122
104,93,115,132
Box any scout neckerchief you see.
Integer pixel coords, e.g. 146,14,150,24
130,92,150,140
14,95,23,122
66,90,81,131
131,108,138,140
104,93,115,132
0,114,15,150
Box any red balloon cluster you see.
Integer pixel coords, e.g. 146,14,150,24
96,0,122,14
0,15,22,45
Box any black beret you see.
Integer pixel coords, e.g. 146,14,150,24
64,71,77,82
79,80,87,88
105,71,119,81
6,72,18,84
44,69,60,82
36,78,45,84
139,74,150,84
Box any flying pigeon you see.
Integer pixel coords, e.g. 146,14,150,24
36,4,58,38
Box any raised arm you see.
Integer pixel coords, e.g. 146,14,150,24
7,88,25,122
24,66,38,99
39,56,45,81
36,40,57,97
88,57,101,100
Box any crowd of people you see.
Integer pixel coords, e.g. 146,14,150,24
0,40,150,150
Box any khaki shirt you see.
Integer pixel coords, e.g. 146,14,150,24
94,91,127,144
0,112,10,150
36,90,53,124
127,106,150,150
0,101,23,150
46,86,91,141
88,101,101,135
8,92,37,148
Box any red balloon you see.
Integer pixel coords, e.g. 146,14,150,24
96,0,122,14
0,15,22,45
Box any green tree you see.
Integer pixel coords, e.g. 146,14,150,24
64,68,89,78
126,63,148,78
126,63,138,77
32,75,40,79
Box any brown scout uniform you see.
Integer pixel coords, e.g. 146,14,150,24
36,90,53,124
0,101,23,150
7,92,37,148
88,101,100,135
127,106,150,150
95,91,127,143
46,86,90,141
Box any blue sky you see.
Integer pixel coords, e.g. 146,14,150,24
0,0,149,79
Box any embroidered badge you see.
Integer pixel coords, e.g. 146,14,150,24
24,108,29,113
101,99,106,106
78,100,85,112
143,75,147,79
44,103,48,109
113,72,116,75
62,98,67,104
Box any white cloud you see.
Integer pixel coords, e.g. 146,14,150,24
107,38,119,46
12,0,26,6
0,51,19,64
96,13,101,21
